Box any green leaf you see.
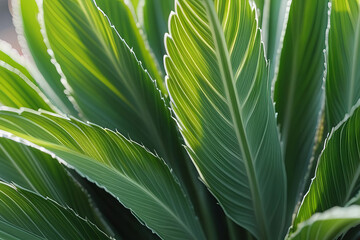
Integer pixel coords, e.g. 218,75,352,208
0,182,110,240
253,0,265,23
326,0,360,129
261,0,289,80
131,0,140,10
293,102,360,229
41,2,216,235
0,40,37,85
287,206,360,240
12,0,78,116
40,0,181,163
339,224,360,240
0,43,53,111
0,137,107,232
0,108,205,240
93,0,164,79
274,0,328,222
141,0,174,70
164,0,286,239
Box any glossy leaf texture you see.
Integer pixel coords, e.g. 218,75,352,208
11,0,78,116
93,0,164,81
0,108,205,240
41,0,184,172
287,206,360,240
0,137,107,232
141,0,174,70
0,182,110,240
326,0,360,129
293,102,360,230
0,41,53,111
274,0,328,221
165,0,286,239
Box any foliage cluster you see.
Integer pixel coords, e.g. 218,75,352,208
0,0,360,239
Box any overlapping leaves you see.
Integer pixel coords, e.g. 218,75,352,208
0,137,105,230
0,182,110,240
0,41,53,111
0,0,359,239
0,108,205,240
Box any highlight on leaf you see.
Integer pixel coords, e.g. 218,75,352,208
0,0,358,239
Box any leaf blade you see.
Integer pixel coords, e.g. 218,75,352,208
0,137,107,232
293,102,360,230
142,0,174,69
12,0,78,115
0,182,110,240
274,0,328,222
0,43,53,111
0,108,205,240
288,206,360,240
93,0,165,81
326,0,360,129
165,0,286,238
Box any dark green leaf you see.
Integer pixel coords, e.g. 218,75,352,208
274,0,328,223
0,137,107,232
0,182,110,240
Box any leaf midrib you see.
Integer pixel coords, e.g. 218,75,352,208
202,0,269,238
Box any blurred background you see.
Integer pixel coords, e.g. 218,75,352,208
0,0,21,51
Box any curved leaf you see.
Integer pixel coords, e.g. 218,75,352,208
0,182,110,240
326,0,360,129
0,41,54,111
287,206,360,240
0,67,49,111
274,0,328,220
0,108,205,240
164,0,286,239
0,137,107,232
0,40,36,84
11,0,78,116
293,102,360,229
0,64,53,112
